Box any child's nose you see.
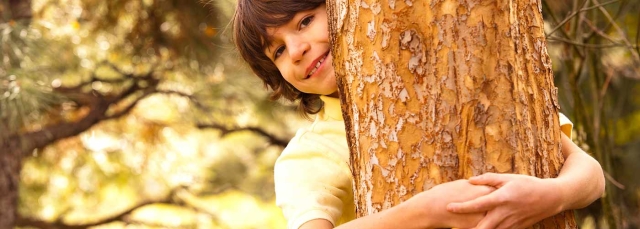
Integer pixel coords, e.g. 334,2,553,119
286,37,310,63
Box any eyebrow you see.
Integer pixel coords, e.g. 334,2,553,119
262,28,282,58
261,11,305,58
262,37,275,59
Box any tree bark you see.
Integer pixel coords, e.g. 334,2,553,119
327,0,576,227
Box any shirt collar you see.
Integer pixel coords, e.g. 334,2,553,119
319,96,343,121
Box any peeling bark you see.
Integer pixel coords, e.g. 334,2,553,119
327,0,576,227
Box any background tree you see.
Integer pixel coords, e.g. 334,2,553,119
1,0,295,228
543,0,640,227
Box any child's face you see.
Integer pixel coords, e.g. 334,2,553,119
264,4,337,96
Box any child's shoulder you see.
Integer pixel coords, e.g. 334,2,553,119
278,120,350,164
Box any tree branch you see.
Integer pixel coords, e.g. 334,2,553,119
14,96,110,156
53,70,132,96
16,198,169,229
197,123,290,147
590,0,640,61
15,188,212,229
542,1,586,58
13,71,159,157
546,0,620,37
547,36,635,48
106,84,158,120
156,89,210,111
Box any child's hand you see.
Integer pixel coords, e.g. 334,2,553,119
401,179,495,229
446,173,562,229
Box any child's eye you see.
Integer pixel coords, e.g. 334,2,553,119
274,45,285,59
299,15,314,29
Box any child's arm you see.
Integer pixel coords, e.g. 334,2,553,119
300,179,495,229
446,133,606,229
278,145,494,229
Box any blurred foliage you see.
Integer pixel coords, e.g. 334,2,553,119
0,0,638,228
544,0,640,228
2,0,302,228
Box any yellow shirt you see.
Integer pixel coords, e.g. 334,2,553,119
274,96,573,229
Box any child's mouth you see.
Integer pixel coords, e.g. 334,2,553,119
306,52,329,79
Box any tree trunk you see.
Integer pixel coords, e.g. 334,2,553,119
327,0,576,227
8,0,32,21
1,0,32,226
0,142,22,229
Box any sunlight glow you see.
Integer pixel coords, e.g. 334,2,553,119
59,153,76,172
51,175,69,189
81,131,120,152
168,174,195,186
236,111,252,127
40,205,56,220
93,151,116,174
51,79,61,88
132,204,197,227
80,59,93,69
91,81,103,90
75,46,87,58
200,191,286,229
98,41,110,51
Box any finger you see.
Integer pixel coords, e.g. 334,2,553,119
446,194,499,213
497,217,537,229
496,221,514,229
475,211,505,229
495,217,523,229
469,173,512,187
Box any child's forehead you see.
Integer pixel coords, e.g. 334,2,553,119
235,0,325,51
260,22,289,49
260,28,277,49
237,15,280,51
263,25,282,40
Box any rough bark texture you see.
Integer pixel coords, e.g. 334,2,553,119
327,0,576,227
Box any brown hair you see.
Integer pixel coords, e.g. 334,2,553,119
232,0,326,117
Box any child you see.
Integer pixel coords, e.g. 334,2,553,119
232,1,605,228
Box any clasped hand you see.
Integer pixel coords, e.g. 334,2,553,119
403,173,562,229
452,173,562,229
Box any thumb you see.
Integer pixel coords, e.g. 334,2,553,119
469,173,510,187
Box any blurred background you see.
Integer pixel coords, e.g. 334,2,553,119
0,0,638,228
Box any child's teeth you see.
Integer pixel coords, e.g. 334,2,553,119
307,54,327,78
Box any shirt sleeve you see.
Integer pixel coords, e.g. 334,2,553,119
558,112,573,138
274,131,352,229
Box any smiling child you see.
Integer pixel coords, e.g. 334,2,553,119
232,1,605,229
